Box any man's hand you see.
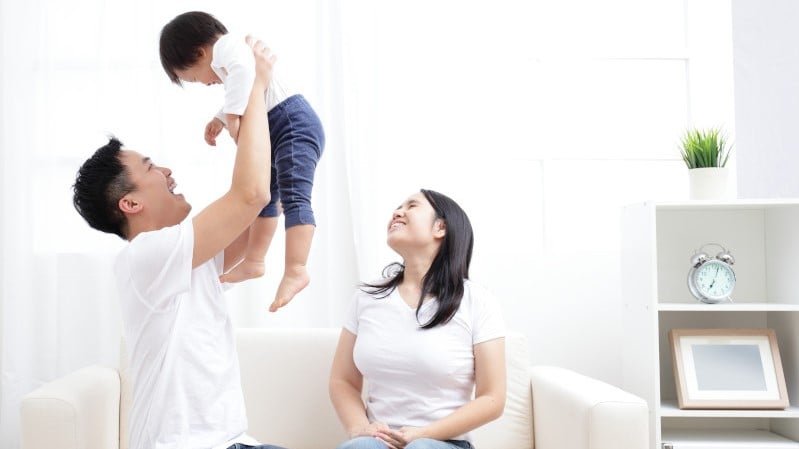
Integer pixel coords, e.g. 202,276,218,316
204,117,225,146
246,35,276,91
348,421,390,439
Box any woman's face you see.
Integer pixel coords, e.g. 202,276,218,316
387,192,445,254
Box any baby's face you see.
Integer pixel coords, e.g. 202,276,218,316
175,51,221,86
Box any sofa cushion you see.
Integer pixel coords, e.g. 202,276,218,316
471,331,534,449
237,328,347,449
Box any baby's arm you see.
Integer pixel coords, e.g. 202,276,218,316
226,114,241,143
205,116,225,146
206,111,241,145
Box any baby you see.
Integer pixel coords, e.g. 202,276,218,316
160,11,325,312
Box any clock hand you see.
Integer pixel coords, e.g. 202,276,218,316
709,266,719,289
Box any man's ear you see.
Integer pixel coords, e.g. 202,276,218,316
119,195,142,214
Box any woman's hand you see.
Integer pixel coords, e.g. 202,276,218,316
375,427,426,449
348,421,390,439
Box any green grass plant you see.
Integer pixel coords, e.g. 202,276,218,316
679,128,732,169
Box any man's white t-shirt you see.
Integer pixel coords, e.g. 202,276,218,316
114,221,251,449
344,280,505,441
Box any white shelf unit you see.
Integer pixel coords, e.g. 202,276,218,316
621,200,799,449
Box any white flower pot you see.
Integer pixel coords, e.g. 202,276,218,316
688,167,729,200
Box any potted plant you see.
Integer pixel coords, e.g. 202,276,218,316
679,127,733,199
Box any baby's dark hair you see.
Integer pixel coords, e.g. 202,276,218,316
159,11,228,85
72,137,134,240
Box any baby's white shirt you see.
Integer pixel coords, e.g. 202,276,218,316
211,33,293,124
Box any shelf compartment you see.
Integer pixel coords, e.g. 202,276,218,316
661,428,799,448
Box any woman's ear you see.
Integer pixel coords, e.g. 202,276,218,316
433,219,447,238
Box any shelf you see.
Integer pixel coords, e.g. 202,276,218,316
623,200,799,448
661,428,799,447
646,199,799,210
658,303,799,312
660,400,799,418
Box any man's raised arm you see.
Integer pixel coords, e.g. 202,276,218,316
191,37,275,268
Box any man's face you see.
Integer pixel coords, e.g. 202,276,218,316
119,150,191,231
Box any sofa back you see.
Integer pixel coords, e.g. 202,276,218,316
237,328,534,449
237,328,346,449
120,328,534,449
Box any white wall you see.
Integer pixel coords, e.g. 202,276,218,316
331,0,735,386
731,0,799,198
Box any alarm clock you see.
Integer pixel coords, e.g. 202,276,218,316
687,243,736,304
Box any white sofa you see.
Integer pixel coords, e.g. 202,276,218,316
20,328,648,449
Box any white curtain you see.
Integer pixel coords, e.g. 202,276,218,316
0,1,361,445
1,0,736,446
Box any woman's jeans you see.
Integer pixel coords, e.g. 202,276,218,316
335,436,474,449
226,444,288,449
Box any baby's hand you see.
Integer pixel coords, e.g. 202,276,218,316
204,118,225,146
226,113,241,144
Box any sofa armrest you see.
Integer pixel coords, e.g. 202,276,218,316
530,366,648,449
20,365,121,449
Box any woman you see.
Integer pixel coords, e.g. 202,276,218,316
329,189,506,449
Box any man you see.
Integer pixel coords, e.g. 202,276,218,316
72,37,286,449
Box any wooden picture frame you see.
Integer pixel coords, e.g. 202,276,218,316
669,328,789,409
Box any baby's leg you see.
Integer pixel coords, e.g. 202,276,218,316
267,94,324,311
270,224,314,312
220,217,278,283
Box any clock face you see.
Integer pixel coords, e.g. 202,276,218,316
694,259,736,300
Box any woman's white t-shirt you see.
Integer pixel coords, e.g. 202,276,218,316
344,280,505,441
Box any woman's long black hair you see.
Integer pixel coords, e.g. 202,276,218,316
361,189,474,329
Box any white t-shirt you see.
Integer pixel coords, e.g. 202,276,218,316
344,280,505,441
211,33,293,125
114,221,251,449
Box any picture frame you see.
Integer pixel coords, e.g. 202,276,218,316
669,328,789,409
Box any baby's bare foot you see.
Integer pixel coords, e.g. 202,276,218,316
220,260,265,284
269,267,310,312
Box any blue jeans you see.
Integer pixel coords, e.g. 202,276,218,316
259,94,325,228
226,444,288,449
335,436,474,449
